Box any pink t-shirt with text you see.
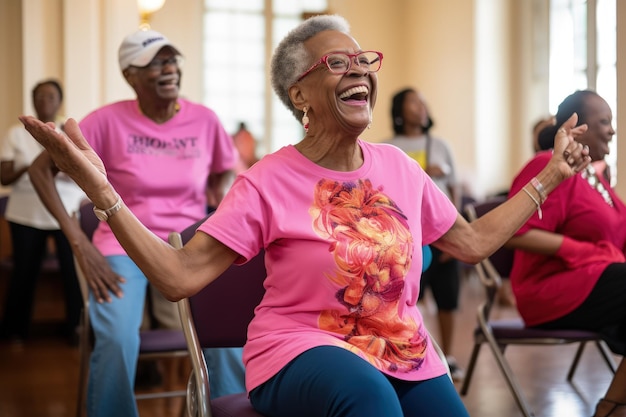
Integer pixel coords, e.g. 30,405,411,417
80,99,237,255
199,139,458,393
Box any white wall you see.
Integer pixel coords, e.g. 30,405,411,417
616,0,626,198
474,0,512,197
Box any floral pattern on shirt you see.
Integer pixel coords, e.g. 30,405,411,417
311,178,427,372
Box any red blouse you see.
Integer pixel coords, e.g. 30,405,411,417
509,152,626,326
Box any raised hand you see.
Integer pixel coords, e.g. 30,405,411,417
19,116,110,201
549,112,591,178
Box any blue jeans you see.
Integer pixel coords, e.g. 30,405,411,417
86,256,245,417
203,347,246,398
250,346,469,417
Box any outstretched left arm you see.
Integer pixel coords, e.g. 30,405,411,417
432,113,590,264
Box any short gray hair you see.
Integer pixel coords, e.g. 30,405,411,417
271,15,351,121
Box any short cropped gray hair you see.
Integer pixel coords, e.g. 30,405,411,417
271,15,350,121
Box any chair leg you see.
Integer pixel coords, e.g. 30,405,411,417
76,310,90,417
483,334,535,417
163,357,189,414
566,341,587,382
179,393,187,417
596,340,618,374
459,341,481,395
163,358,179,412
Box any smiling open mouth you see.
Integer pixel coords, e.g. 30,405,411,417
339,86,369,101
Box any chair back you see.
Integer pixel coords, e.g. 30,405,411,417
0,194,8,216
464,195,513,277
172,214,267,417
77,201,99,241
175,214,266,347
192,254,266,347
464,195,513,315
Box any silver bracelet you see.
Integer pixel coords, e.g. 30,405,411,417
522,186,542,220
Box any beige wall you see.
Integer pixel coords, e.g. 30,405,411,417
22,0,64,115
0,0,24,195
617,0,626,198
1,0,625,198
331,0,515,197
0,0,24,134
3,0,204,124
58,0,204,121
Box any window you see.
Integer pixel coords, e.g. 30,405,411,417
203,0,328,158
549,0,617,179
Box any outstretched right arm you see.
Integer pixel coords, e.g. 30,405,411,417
21,116,238,301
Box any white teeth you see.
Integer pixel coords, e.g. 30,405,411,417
339,86,369,99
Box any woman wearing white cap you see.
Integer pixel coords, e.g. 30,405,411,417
28,29,242,416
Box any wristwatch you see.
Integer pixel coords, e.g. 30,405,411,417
93,197,122,222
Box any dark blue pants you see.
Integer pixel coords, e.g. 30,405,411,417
250,346,469,417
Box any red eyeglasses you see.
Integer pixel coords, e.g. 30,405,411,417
296,50,383,82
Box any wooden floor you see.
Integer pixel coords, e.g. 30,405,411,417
0,269,618,417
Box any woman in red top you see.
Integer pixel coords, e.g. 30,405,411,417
508,90,626,417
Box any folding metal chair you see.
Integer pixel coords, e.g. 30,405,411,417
170,213,265,417
460,196,617,417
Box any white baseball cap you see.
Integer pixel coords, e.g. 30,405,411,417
118,29,181,71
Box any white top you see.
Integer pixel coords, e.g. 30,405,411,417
0,123,86,229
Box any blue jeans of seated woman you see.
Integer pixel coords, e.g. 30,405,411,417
86,256,246,417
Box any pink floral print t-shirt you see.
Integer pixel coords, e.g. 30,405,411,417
199,139,458,393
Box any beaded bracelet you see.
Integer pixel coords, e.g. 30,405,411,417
522,186,543,220
530,177,547,204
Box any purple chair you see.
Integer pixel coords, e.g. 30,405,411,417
75,201,188,417
170,214,266,417
460,196,617,417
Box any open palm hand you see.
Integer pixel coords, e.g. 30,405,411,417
20,116,109,200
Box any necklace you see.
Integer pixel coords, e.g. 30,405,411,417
581,165,614,207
